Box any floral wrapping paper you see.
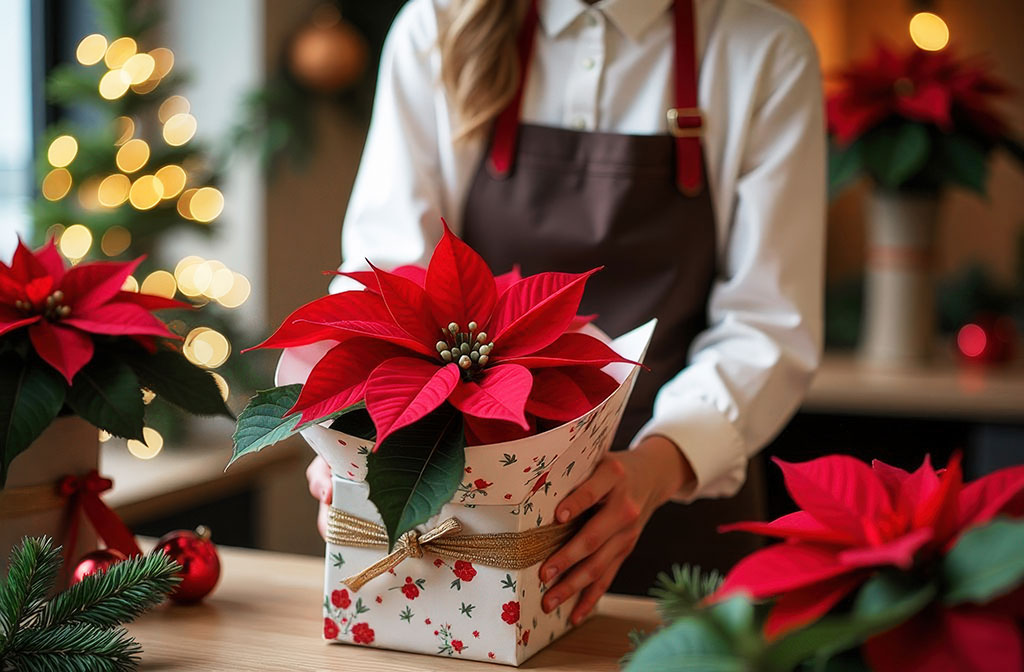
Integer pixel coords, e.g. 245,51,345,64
296,320,656,666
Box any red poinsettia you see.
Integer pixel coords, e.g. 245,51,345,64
828,44,1011,144
250,221,632,446
713,454,1024,642
0,239,185,383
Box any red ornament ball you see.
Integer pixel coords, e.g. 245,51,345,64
288,4,368,93
70,548,128,585
152,525,221,604
956,315,1017,365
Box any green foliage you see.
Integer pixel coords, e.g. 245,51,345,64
0,355,66,487
118,347,232,419
65,354,145,441
862,122,930,190
827,139,863,200
649,564,724,622
942,517,1024,605
0,537,178,672
328,404,377,441
229,385,362,467
935,134,988,194
365,404,466,549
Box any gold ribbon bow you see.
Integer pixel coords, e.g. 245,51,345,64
328,507,579,592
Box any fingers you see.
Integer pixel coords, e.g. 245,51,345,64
570,562,620,625
317,501,329,541
555,457,625,524
542,530,631,613
306,456,333,504
541,487,640,585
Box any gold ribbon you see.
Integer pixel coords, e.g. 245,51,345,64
328,507,578,592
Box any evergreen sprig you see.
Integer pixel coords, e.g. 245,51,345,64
649,563,723,621
0,537,180,672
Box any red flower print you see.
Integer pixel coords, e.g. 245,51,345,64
521,629,530,645
465,466,472,473
434,630,439,635
488,652,495,659
433,558,444,568
425,618,431,625
401,583,420,600
351,622,375,645
452,639,465,654
331,589,351,609
504,493,512,499
375,595,382,604
453,560,476,582
473,478,492,490
501,601,520,625
473,630,480,638
530,471,549,494
323,618,339,639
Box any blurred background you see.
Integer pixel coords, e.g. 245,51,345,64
0,0,1021,557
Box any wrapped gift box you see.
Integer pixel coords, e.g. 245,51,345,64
278,320,655,665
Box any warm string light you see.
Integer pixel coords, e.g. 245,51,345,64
173,256,250,307
58,224,93,260
127,427,163,459
909,12,949,51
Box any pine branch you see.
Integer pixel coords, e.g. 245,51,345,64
37,553,180,629
0,537,62,647
7,624,140,672
649,564,723,622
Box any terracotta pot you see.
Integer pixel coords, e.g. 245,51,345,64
859,189,940,367
0,417,100,585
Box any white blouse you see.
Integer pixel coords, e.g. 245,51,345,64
331,0,826,501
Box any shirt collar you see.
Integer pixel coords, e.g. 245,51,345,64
538,0,674,42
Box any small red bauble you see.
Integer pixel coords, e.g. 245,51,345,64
152,525,221,604
956,315,1017,365
70,548,128,585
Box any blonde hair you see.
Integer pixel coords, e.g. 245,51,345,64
440,0,527,142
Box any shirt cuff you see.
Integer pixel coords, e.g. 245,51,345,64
631,396,748,503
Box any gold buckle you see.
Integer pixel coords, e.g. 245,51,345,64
667,107,704,138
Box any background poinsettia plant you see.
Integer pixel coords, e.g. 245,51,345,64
828,43,1024,198
230,221,635,547
624,454,1024,672
0,239,232,486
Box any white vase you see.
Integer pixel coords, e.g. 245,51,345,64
859,189,940,368
0,417,100,586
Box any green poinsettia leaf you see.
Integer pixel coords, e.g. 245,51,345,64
365,404,465,550
65,354,145,441
937,134,988,194
765,572,935,672
0,354,67,488
119,348,232,419
624,611,741,672
228,385,360,468
828,139,864,200
943,517,1024,606
328,404,376,442
863,123,930,189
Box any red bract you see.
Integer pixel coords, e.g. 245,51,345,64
251,221,633,446
713,454,1024,641
827,44,1010,144
0,239,185,383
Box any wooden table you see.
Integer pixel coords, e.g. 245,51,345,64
127,545,660,671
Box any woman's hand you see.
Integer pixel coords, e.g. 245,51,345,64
538,435,695,624
307,455,333,539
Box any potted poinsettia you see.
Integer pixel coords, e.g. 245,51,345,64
0,239,232,565
827,43,1023,366
230,221,654,664
625,453,1024,672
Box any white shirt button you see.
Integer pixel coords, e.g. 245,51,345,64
571,117,586,130
581,57,595,70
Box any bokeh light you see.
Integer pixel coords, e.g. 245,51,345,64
45,223,66,243
47,135,78,168
163,113,197,146
188,187,224,223
97,174,131,207
910,12,949,51
98,69,132,100
217,272,251,308
122,52,156,84
103,37,137,69
149,47,175,79
100,226,132,256
113,116,135,145
127,427,163,459
59,224,93,259
176,188,198,220
128,175,164,210
184,327,231,369
122,275,139,292
141,388,156,405
76,34,108,66
158,95,190,123
78,177,102,210
41,168,73,201
115,138,150,173
98,429,112,443
210,372,230,401
155,164,187,199
141,270,177,298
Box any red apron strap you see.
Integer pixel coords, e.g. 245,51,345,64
487,0,540,177
489,0,704,195
670,0,705,195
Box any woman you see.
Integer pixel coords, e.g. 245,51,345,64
307,0,825,626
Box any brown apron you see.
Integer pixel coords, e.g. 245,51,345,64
461,0,764,594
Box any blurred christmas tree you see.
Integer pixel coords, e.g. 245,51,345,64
31,0,260,450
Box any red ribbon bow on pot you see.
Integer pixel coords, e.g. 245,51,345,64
57,469,141,566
